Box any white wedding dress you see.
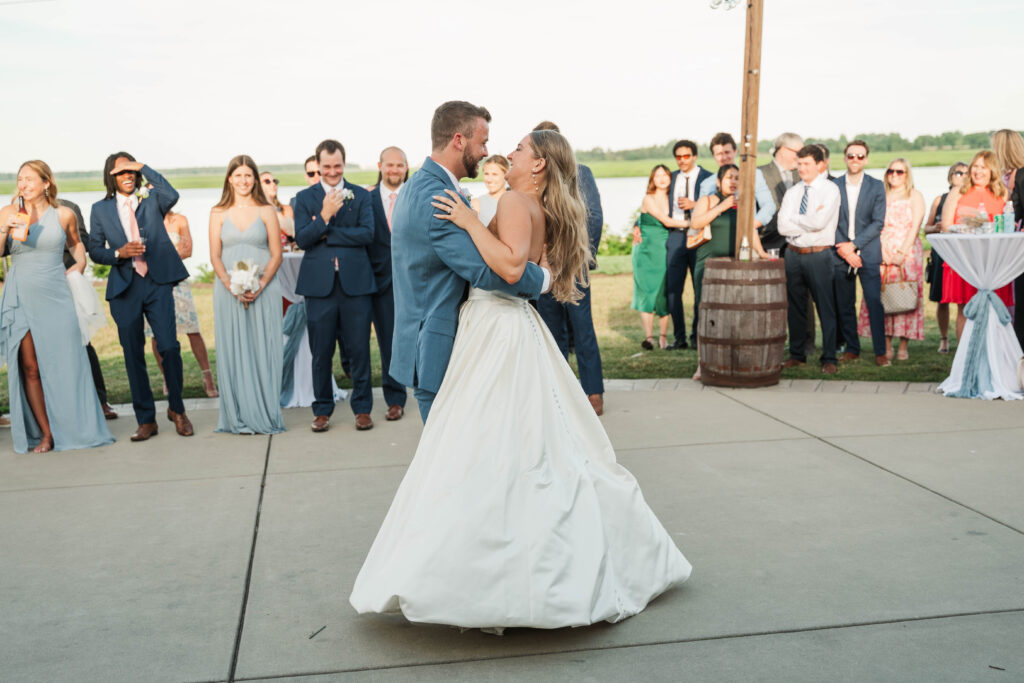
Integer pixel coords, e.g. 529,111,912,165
349,288,692,629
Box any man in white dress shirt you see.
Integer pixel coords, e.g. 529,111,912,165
778,145,841,374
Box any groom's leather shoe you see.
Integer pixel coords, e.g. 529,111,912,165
131,422,158,442
101,403,118,420
167,409,194,436
588,394,604,416
355,414,374,431
385,405,404,421
311,415,330,432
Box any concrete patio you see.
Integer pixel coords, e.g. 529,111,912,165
1,380,1022,682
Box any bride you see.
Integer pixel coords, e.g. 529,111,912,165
349,129,691,630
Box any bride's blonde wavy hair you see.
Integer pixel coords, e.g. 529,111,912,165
529,130,592,304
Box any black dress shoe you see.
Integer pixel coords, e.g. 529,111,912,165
669,339,689,350
688,335,697,348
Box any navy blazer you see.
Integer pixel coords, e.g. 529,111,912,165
578,163,603,258
832,174,886,265
367,185,395,291
293,180,377,298
667,167,713,218
88,165,188,301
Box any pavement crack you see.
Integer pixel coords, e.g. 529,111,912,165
227,434,273,682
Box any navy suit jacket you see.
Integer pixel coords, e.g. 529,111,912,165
293,179,377,298
88,165,188,301
832,174,886,265
367,185,395,291
667,167,713,219
578,164,603,262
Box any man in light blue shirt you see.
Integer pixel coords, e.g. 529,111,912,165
697,132,775,229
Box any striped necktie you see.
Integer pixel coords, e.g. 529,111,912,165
799,186,809,215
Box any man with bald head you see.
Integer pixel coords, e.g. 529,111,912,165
366,146,409,420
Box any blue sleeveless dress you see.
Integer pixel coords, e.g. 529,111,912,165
0,207,114,452
214,213,285,434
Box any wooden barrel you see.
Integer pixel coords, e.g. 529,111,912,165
698,258,787,387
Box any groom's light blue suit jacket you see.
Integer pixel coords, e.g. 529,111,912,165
390,157,545,393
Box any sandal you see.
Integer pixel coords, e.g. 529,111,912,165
938,337,949,354
897,349,909,361
641,337,654,350
659,334,668,350
202,368,219,398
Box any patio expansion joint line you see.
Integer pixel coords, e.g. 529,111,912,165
0,471,267,496
228,606,1024,681
715,390,1024,537
227,434,273,683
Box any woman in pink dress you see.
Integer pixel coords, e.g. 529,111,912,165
858,158,925,360
939,151,1012,341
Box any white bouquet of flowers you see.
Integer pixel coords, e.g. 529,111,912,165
228,259,262,308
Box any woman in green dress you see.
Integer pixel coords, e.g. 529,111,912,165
631,165,689,349
689,164,768,380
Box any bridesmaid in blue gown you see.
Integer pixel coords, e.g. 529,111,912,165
0,161,114,453
209,155,285,434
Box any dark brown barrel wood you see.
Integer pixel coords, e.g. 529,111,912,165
698,258,787,388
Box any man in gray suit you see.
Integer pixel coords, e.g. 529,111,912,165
758,132,804,253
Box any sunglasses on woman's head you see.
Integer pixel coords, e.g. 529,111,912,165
885,168,906,176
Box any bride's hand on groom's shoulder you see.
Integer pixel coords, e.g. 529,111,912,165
432,189,477,231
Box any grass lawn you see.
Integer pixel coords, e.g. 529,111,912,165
0,266,955,412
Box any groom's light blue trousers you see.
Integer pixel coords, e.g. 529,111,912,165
414,386,436,423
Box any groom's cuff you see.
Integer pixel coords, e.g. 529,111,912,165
541,267,551,295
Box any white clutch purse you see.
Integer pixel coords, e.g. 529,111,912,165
66,270,107,345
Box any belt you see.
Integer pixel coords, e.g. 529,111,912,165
789,246,831,255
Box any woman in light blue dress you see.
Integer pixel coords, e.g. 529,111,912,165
209,155,285,434
0,161,114,453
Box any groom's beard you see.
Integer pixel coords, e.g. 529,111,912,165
462,149,483,179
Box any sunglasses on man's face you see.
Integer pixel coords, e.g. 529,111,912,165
675,153,693,161
306,170,320,178
885,168,906,176
846,153,866,161
262,178,279,185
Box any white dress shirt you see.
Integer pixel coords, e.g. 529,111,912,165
321,178,344,195
844,176,863,242
672,168,701,217
115,193,139,242
777,173,840,248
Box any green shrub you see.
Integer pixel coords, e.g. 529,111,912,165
91,263,111,279
195,263,216,284
598,224,634,257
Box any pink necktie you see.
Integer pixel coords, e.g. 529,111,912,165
128,208,148,277
386,192,397,230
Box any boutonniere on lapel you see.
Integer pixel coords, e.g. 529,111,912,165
459,186,472,202
135,186,150,202
340,188,355,203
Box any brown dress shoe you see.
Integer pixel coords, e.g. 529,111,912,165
101,403,118,419
588,393,604,416
385,405,404,421
311,415,330,432
167,409,194,436
131,422,158,441
355,413,374,431
875,355,892,367
781,358,806,369
840,352,860,362
821,362,838,375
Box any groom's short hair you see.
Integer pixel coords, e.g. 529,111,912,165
431,101,491,152
315,139,346,163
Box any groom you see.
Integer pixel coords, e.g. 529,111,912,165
390,101,551,421
88,153,193,440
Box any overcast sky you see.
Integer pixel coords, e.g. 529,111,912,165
2,0,1020,173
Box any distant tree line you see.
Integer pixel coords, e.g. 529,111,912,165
576,130,1023,161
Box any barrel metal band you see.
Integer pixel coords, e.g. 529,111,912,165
702,277,787,285
699,334,788,345
702,302,788,311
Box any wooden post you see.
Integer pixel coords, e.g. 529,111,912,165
735,0,763,258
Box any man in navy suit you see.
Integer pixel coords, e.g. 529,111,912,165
532,121,605,416
293,139,377,432
832,139,889,366
366,146,409,421
665,140,712,349
88,154,192,440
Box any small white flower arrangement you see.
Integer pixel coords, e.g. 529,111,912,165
339,188,355,202
228,259,262,308
459,186,472,201
135,186,150,201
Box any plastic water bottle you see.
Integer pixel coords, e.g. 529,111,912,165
739,236,751,261
1004,202,1016,232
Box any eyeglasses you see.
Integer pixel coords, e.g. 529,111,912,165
305,170,320,178
262,178,279,185
953,170,966,176
846,154,866,161
885,168,906,176
675,153,693,161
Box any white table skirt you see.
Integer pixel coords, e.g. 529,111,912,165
278,253,346,408
928,233,1024,400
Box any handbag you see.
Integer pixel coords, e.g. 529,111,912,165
685,195,717,249
66,270,107,345
880,264,918,314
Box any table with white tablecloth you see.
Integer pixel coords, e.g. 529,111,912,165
277,252,346,408
928,233,1024,400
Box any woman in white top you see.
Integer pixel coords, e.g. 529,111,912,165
470,154,509,226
